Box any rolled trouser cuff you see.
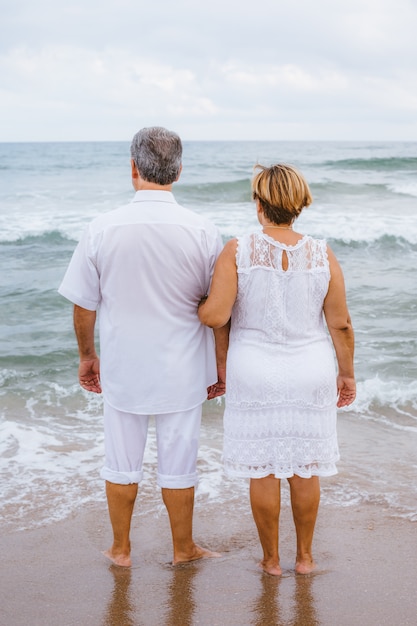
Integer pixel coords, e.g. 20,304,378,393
157,471,198,489
100,466,143,485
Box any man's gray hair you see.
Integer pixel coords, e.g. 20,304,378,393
130,127,182,186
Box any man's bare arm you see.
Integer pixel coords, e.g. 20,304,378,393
73,304,102,394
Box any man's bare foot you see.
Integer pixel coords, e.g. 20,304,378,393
102,549,132,568
258,560,282,576
173,544,221,565
295,558,317,574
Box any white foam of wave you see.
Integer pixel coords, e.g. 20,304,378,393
2,375,416,531
387,182,417,198
328,454,417,521
200,197,417,244
0,415,106,531
350,376,417,430
2,406,416,531
0,368,19,387
322,482,417,521
0,211,90,243
0,187,126,242
350,375,417,419
0,405,232,532
192,201,417,245
1,187,417,245
299,206,417,244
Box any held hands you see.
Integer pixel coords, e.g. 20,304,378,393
336,375,356,408
207,367,226,400
78,358,102,394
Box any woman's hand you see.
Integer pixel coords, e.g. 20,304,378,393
336,375,356,407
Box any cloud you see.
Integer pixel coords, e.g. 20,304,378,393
0,0,416,140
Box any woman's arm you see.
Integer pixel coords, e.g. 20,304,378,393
207,322,230,399
323,246,356,408
198,238,238,329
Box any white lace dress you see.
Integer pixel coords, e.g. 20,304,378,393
223,232,339,479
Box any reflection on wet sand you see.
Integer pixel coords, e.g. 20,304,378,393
251,573,319,626
290,575,320,626
164,563,199,626
103,565,135,626
102,553,320,625
251,574,282,625
102,556,201,625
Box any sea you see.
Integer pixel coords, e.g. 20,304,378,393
1,140,416,533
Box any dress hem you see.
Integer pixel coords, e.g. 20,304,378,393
224,466,339,480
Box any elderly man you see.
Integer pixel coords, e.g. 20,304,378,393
59,127,226,567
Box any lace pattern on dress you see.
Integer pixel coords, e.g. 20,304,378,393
236,233,329,273
223,404,339,478
223,231,338,479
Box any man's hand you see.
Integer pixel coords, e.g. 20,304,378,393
207,367,226,400
79,358,102,394
73,305,101,393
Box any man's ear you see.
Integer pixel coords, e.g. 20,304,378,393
175,164,183,182
131,159,139,179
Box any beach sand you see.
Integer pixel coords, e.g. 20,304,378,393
1,496,416,626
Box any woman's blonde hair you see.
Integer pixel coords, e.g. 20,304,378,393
252,164,312,224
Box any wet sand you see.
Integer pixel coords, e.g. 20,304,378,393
1,497,416,625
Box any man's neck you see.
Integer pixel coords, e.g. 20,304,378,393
133,180,173,192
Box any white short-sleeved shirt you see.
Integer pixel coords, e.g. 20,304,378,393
58,190,223,414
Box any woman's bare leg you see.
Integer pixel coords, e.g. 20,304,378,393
250,475,282,576
287,475,320,574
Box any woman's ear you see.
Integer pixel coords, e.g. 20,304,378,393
256,199,263,217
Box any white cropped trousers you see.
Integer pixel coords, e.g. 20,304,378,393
100,401,202,489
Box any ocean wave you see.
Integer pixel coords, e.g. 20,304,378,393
1,227,416,257
322,156,417,171
0,403,239,532
179,178,252,203
311,180,416,198
328,234,417,251
0,411,105,531
185,177,417,202
0,368,20,387
350,376,417,431
387,182,417,198
1,391,415,530
0,141,128,173
0,230,77,245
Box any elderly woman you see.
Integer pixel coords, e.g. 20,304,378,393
199,164,356,576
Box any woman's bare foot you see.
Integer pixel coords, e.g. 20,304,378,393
258,560,282,576
295,557,317,574
102,549,132,568
173,544,221,565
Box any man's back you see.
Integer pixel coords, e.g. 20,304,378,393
59,190,222,414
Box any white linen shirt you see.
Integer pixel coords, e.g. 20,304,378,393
58,190,223,414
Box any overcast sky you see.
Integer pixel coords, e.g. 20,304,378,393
1,0,417,142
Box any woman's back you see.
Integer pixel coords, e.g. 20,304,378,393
231,232,331,348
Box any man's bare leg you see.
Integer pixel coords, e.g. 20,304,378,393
161,487,221,564
288,475,320,574
103,481,138,567
250,475,282,576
